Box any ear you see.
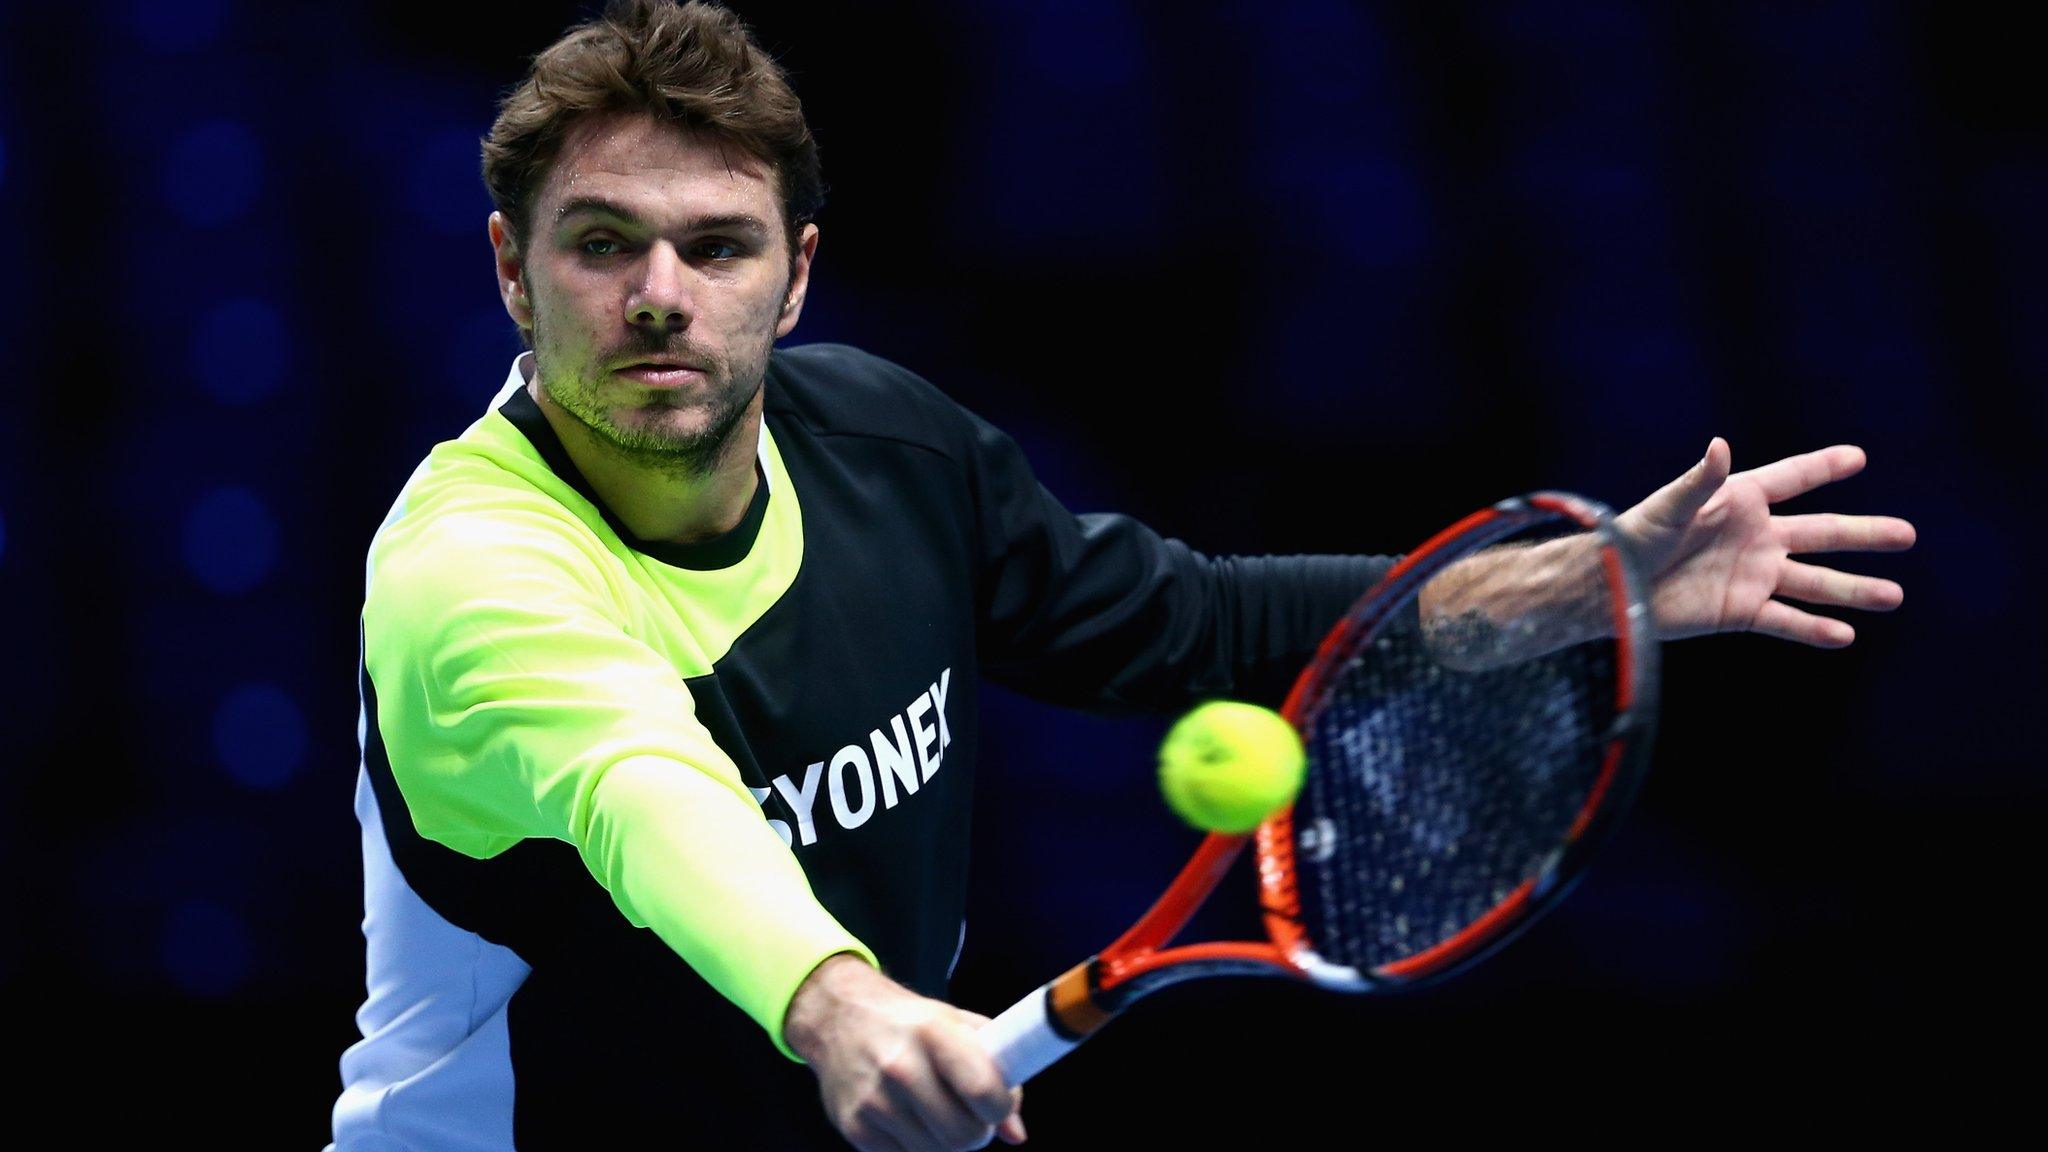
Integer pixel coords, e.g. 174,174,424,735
489,211,535,332
775,223,821,338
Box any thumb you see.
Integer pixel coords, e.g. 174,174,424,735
950,1010,1027,1143
1633,437,1730,534
949,1006,1025,1105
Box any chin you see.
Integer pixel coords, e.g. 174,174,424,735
621,401,733,442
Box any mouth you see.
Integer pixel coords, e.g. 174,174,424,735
614,359,707,388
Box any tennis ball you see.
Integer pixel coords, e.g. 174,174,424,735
1157,701,1306,835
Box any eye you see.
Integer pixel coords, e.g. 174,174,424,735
580,236,622,257
694,239,743,261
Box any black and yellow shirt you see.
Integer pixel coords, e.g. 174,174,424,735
331,343,1396,1148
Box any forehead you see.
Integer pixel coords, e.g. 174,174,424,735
534,112,780,225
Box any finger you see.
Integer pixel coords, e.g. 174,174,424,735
843,1111,918,1152
881,1064,991,1152
926,1026,1018,1129
880,1035,1007,1150
1740,444,1866,504
1751,599,1855,648
983,1086,1025,1148
970,1094,1026,1149
1776,560,1904,612
1778,513,1918,555
870,1127,917,1152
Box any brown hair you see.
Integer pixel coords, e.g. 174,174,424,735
481,0,822,257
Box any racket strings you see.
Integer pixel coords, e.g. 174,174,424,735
1295,625,1618,976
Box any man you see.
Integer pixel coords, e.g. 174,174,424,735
330,2,1914,1148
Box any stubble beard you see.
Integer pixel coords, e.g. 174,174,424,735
530,308,773,483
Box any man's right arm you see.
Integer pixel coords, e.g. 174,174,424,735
364,504,874,1056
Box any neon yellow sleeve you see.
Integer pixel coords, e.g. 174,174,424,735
364,501,874,1057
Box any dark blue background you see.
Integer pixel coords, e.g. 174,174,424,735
1,0,2032,1142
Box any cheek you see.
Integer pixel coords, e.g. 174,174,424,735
690,291,781,358
744,286,788,334
533,268,606,323
533,290,599,349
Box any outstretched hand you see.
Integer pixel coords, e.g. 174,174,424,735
1613,439,1916,646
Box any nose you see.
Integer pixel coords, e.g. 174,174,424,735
626,240,694,332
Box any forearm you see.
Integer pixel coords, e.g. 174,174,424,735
581,755,877,1059
1209,552,1404,702
981,534,1398,711
969,392,1399,711
1415,533,1611,672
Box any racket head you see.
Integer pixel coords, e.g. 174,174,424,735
1259,490,1659,993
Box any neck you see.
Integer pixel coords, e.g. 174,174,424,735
527,373,763,546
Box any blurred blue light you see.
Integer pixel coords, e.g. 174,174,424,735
162,898,251,997
447,308,521,397
1324,158,1429,269
1554,836,1752,998
166,121,263,227
1255,0,1389,113
412,127,491,236
1019,0,1144,92
192,297,288,403
0,132,8,189
182,487,278,594
1255,287,1446,435
951,0,1162,249
214,684,308,790
0,508,7,564
127,0,231,53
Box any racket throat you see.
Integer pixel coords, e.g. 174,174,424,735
1046,958,1117,1040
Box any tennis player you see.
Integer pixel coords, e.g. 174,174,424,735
328,2,1915,1148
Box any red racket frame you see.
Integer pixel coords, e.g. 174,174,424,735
1035,491,1655,1035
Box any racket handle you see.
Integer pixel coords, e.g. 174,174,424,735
977,985,1082,1088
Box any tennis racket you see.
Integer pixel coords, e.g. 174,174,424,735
976,490,1658,1087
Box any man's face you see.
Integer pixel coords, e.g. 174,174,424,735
491,112,815,477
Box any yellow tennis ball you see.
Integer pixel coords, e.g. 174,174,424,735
1157,701,1307,835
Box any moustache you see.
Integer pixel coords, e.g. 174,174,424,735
609,338,718,373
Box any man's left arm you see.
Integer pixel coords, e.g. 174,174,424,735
1415,439,1916,669
958,403,1398,710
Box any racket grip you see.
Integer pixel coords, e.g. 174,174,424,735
977,986,1081,1088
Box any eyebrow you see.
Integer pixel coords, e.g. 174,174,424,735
552,196,772,239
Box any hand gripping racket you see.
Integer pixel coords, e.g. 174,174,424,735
977,491,1658,1086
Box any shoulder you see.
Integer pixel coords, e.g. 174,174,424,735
367,443,620,626
763,342,977,460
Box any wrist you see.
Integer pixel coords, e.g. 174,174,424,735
783,951,876,1063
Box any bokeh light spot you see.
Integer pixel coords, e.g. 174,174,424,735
214,684,309,790
182,487,278,594
193,297,288,403
162,898,251,997
167,121,263,227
